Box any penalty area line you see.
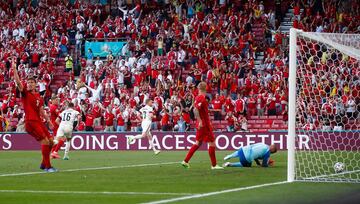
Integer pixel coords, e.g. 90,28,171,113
0,189,194,196
143,181,288,204
0,161,179,177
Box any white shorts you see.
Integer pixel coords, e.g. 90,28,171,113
56,125,74,139
141,121,151,135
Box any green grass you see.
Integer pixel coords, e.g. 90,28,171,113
0,151,359,204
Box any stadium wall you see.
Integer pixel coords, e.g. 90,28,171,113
0,132,357,151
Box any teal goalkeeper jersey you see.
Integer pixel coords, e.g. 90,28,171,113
241,143,271,166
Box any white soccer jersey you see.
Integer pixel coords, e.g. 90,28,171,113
59,108,80,127
140,105,154,122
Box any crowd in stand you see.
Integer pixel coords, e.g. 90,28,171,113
0,0,359,132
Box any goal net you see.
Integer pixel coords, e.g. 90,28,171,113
288,29,360,183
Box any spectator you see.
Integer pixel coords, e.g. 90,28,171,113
212,94,223,120
225,112,236,132
104,106,115,132
85,109,95,131
267,94,276,116
116,111,126,132
87,49,94,66
161,109,171,131
65,54,73,73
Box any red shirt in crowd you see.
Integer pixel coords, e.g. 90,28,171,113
161,113,170,126
104,111,114,126
117,114,125,126
85,113,95,127
235,98,245,113
212,98,222,110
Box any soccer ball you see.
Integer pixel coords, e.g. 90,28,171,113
333,162,345,173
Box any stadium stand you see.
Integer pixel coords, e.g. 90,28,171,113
0,0,359,132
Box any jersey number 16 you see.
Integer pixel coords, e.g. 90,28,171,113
62,113,71,121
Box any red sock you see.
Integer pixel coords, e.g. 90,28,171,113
208,146,217,167
52,139,64,153
184,144,199,163
41,145,52,169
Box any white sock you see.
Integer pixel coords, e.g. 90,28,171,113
133,134,145,140
147,134,158,152
64,141,71,157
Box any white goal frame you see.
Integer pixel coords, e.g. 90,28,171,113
287,28,360,183
287,28,297,182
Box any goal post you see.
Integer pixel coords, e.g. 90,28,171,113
287,28,297,182
288,28,360,183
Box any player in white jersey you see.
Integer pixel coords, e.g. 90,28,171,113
223,143,277,168
53,102,81,160
128,99,160,155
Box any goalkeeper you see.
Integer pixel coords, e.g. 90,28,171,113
223,143,277,168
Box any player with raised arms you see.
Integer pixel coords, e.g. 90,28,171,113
53,102,81,160
223,143,277,168
127,99,160,155
12,58,57,172
181,82,223,170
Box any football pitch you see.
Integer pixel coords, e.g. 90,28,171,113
0,151,359,204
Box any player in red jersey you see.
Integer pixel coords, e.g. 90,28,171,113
12,58,57,172
49,96,63,159
181,82,223,170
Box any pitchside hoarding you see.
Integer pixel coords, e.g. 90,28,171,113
0,132,358,151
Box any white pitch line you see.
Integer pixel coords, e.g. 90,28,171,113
0,161,179,177
143,181,289,204
304,169,360,180
0,189,194,196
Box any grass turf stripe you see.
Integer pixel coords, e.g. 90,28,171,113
143,181,288,204
0,189,194,196
0,161,179,177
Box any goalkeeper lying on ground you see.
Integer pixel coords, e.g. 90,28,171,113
223,143,277,168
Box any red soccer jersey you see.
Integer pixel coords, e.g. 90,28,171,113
117,114,125,126
227,116,235,126
21,88,43,122
104,111,115,126
49,104,59,123
182,112,191,123
77,121,85,131
85,114,95,127
161,113,170,126
194,94,211,128
212,98,222,110
235,99,245,113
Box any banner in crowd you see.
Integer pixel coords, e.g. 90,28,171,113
85,41,127,57
0,132,358,151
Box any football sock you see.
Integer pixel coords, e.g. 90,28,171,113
52,139,64,153
228,162,242,167
41,145,52,168
64,141,71,157
208,146,217,167
184,144,199,163
224,151,239,161
146,133,157,152
133,134,145,139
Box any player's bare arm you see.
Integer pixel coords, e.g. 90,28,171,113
40,106,54,129
12,57,23,92
55,117,61,126
193,107,203,128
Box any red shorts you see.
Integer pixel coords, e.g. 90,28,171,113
25,120,52,141
195,127,215,142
